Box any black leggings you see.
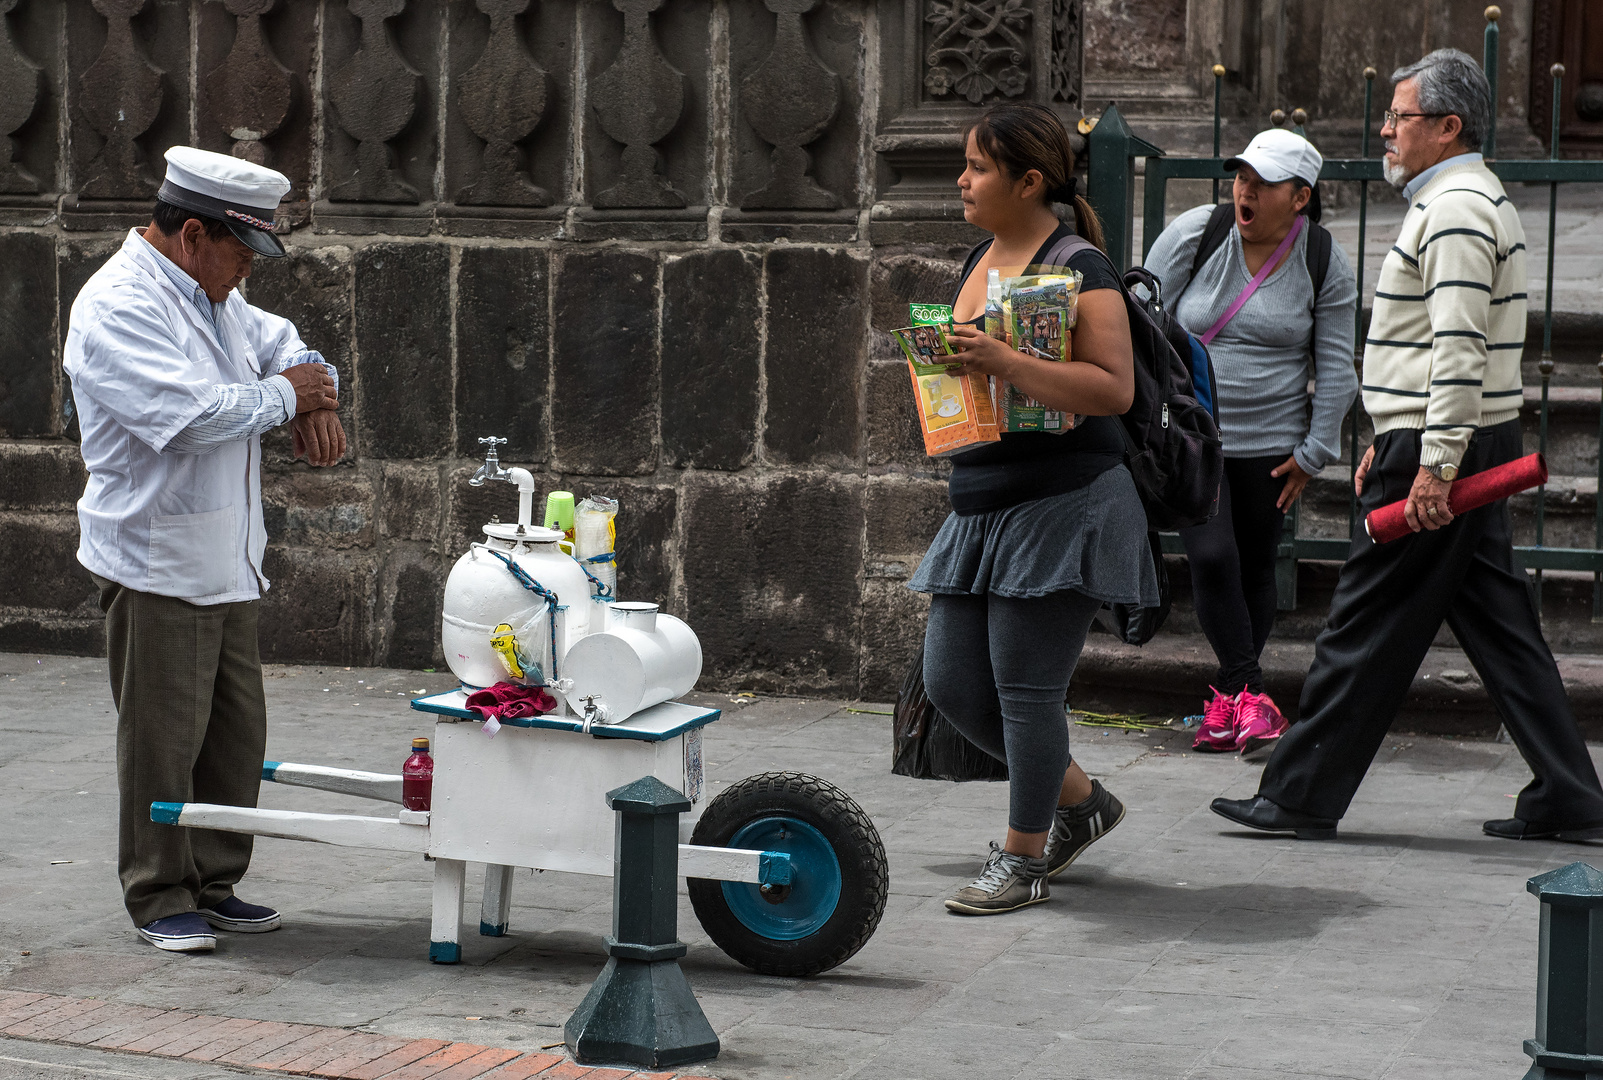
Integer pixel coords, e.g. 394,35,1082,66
922,590,1102,833
1178,455,1288,695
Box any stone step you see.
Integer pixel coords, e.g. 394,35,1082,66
1133,177,1603,342
1071,630,1603,738
1323,387,1603,478
1159,546,1603,651
1517,386,1597,477
1290,467,1601,550
1162,464,1603,652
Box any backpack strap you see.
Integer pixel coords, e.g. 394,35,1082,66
1304,221,1332,298
1036,231,1100,274
1188,203,1235,284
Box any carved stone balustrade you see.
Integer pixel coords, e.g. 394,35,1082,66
0,0,42,195
0,0,1083,238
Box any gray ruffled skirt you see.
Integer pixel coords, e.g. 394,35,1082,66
908,464,1160,606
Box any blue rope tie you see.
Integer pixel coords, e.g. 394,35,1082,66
579,552,615,602
483,548,564,683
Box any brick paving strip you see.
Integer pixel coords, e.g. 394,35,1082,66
0,990,702,1080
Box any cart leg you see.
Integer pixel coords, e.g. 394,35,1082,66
480,864,514,937
430,858,466,964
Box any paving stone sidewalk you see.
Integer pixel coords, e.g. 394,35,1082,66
2,652,1599,1080
0,989,594,1080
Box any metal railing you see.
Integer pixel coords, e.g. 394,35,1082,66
1085,6,1603,618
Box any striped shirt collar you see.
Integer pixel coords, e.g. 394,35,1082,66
1402,151,1484,203
135,229,224,331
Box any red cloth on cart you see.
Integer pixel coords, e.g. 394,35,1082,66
1365,453,1547,544
465,682,559,720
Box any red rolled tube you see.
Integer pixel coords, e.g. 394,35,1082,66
1365,452,1548,544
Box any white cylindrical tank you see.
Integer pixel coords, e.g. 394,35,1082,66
561,602,702,723
441,525,594,691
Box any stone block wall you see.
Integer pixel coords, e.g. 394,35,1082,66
0,0,1088,700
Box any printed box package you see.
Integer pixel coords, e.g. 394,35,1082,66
994,272,1082,433
889,304,1000,457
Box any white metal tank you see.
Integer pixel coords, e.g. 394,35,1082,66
560,602,702,724
441,524,594,691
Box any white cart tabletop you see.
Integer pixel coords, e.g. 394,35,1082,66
410,690,721,742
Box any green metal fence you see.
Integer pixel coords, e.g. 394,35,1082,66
1085,8,1603,617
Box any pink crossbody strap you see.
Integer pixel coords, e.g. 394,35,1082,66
1197,214,1305,347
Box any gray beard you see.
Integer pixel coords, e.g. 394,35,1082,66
1383,157,1411,190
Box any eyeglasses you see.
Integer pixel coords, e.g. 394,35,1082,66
1383,110,1448,127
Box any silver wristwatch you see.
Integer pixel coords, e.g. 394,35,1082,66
1427,462,1459,482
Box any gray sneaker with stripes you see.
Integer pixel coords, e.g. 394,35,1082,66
1044,780,1125,877
944,842,1049,915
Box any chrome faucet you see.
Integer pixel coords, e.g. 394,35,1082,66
469,436,512,487
469,436,536,529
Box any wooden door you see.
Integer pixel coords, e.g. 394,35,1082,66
1530,0,1603,151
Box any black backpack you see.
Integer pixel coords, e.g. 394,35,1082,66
1041,234,1224,531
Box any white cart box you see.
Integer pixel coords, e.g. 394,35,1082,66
413,692,716,875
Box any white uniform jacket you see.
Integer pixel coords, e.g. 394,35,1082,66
65,230,310,605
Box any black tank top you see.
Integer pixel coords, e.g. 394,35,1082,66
946,223,1126,515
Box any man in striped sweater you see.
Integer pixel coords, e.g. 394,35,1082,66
1213,49,1603,841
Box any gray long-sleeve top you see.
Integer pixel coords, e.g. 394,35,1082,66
1143,204,1359,474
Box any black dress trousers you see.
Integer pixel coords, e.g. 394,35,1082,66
1258,419,1603,826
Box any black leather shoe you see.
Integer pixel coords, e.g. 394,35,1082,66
1483,818,1603,842
1211,796,1338,840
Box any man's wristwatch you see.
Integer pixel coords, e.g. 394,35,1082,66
1427,462,1459,482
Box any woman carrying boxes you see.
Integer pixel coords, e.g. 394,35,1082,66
907,102,1157,916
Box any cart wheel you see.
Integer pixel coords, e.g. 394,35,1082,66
687,772,887,977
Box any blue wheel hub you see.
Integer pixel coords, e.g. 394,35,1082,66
722,816,842,941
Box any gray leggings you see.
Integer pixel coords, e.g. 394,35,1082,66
922,589,1103,833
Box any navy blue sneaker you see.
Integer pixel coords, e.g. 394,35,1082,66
198,896,281,933
137,913,216,952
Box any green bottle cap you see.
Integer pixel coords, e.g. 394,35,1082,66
544,491,575,532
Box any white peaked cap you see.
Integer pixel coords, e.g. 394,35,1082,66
159,146,291,257
1224,128,1324,185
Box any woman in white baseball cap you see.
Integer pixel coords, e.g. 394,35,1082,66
1143,128,1359,760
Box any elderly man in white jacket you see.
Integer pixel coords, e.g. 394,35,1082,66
64,147,346,952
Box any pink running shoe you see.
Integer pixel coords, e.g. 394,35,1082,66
1236,690,1288,760
1191,687,1238,752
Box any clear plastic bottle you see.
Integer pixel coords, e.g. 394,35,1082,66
402,737,433,811
983,268,1006,415
984,267,1005,340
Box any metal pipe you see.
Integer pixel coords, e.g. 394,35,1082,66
1594,378,1603,615
1483,6,1500,158
1350,67,1376,535
1538,64,1563,614
1213,64,1225,203
1282,98,1309,567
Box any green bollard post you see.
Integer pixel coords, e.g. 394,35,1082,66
1482,6,1500,159
565,775,719,1069
1522,861,1603,1077
1085,105,1164,271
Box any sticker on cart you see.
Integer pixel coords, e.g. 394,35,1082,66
683,726,704,803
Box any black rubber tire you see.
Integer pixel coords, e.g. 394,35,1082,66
687,772,888,977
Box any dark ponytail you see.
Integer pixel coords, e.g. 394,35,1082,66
967,102,1106,254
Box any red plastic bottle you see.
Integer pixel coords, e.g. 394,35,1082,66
402,737,433,811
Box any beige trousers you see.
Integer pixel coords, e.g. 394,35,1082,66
93,574,267,928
